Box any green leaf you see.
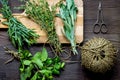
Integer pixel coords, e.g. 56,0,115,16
45,58,53,66
32,48,48,63
20,50,32,59
40,69,52,78
40,70,52,74
20,72,27,80
63,27,71,40
53,57,61,63
32,52,43,68
20,65,33,80
47,67,53,70
25,65,33,78
61,62,65,68
31,72,38,80
42,76,45,80
2,21,9,26
52,69,60,75
59,4,67,20
57,0,78,54
23,60,31,65
33,52,41,59
20,61,25,72
32,58,43,69
56,14,61,18
73,7,78,20
54,63,61,70
20,68,24,72
40,48,48,61
66,0,74,10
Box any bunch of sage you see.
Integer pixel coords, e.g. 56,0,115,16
0,0,39,52
24,0,62,53
57,0,78,54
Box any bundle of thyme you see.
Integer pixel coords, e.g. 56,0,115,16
0,0,39,52
24,0,62,53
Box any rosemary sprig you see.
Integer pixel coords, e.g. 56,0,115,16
25,0,62,53
0,0,39,52
57,0,78,54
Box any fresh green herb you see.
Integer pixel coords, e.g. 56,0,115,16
5,47,65,80
0,0,39,52
57,0,78,54
24,0,62,53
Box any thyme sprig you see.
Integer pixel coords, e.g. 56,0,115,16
0,0,39,52
25,0,62,53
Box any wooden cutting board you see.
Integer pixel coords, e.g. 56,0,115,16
0,0,83,43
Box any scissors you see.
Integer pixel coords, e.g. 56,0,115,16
93,1,108,34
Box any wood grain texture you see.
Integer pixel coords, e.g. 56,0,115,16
0,0,120,80
0,0,83,43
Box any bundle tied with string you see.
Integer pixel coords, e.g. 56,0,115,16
81,37,117,73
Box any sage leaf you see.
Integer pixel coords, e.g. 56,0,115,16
58,0,78,54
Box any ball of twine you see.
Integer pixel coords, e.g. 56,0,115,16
81,37,117,73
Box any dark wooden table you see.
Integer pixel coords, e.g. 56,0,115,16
0,0,120,80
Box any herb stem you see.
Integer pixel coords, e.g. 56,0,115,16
25,0,62,53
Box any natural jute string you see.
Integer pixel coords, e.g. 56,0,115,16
81,37,117,73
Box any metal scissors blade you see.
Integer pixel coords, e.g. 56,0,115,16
98,1,102,10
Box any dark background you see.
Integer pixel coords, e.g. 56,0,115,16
0,0,120,80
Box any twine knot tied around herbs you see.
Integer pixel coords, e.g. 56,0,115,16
81,37,117,73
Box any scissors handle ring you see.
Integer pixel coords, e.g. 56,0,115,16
93,23,101,34
100,23,108,34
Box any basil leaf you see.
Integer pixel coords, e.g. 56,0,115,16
52,69,60,75
31,72,38,80
32,52,43,68
40,70,52,74
40,69,52,78
20,72,27,80
32,58,43,69
20,65,33,80
33,52,41,59
54,63,61,70
42,76,45,80
61,62,65,68
40,48,48,61
23,60,31,65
